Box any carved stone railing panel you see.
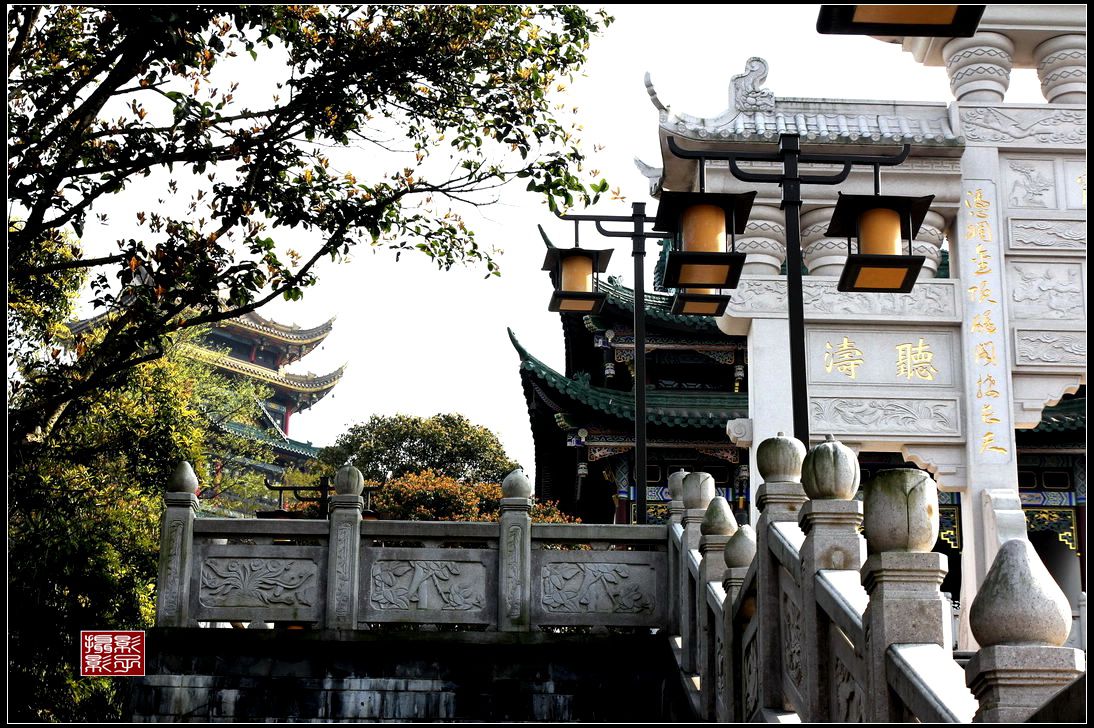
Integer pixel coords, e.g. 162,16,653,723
829,627,867,723
190,542,326,624
530,549,667,627
778,565,805,714
359,547,497,625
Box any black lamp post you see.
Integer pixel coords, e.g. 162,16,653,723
548,203,664,524
667,133,927,446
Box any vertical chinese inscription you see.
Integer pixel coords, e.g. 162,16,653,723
962,186,1012,462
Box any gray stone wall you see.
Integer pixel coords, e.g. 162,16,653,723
127,629,693,722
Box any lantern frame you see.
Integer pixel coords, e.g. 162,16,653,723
542,246,613,314
816,5,985,38
828,192,933,294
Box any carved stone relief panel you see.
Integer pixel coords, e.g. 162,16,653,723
531,551,665,626
743,630,759,721
1014,330,1086,367
961,107,1086,147
831,655,865,722
1007,218,1086,254
199,557,318,608
811,397,962,436
540,562,655,614
1005,159,1057,209
369,559,486,611
724,278,959,321
1006,261,1086,320
781,590,803,689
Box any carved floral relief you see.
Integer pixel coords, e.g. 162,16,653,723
811,398,958,434
370,560,485,611
540,562,654,614
200,558,316,607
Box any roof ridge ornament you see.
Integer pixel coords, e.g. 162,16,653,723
731,57,775,112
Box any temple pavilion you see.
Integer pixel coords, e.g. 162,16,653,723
183,311,344,478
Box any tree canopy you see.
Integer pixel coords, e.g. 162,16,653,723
321,412,519,483
372,470,575,523
8,5,612,451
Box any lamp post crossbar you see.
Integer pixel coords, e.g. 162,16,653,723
667,134,912,445
558,203,663,524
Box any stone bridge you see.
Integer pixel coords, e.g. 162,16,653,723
133,435,1085,722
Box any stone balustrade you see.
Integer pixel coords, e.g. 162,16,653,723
156,443,1084,722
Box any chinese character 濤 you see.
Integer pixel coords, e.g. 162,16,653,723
824,337,865,379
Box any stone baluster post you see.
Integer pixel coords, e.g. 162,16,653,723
943,32,1015,102
737,204,787,276
699,497,737,719
861,469,951,723
1034,34,1086,104
667,468,687,635
965,539,1084,722
800,207,842,277
797,435,865,721
912,209,946,279
679,471,714,673
498,469,533,632
755,433,808,715
326,465,364,630
722,525,757,722
156,462,200,627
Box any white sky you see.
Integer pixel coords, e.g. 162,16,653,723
75,5,1046,482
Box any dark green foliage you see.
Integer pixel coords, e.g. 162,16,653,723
321,413,519,484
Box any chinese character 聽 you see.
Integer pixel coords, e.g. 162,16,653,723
895,338,938,381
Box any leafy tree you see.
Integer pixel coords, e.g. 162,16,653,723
321,413,519,483
374,470,575,523
7,332,275,722
7,5,612,451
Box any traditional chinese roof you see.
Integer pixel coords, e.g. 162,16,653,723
182,343,345,399
222,311,335,345
221,421,323,458
1033,396,1085,433
509,328,746,429
645,57,962,149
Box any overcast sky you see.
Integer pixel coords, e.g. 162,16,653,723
81,5,1045,482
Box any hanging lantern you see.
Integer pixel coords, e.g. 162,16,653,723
542,246,613,313
653,181,754,316
654,191,755,289
816,5,985,38
830,192,934,293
